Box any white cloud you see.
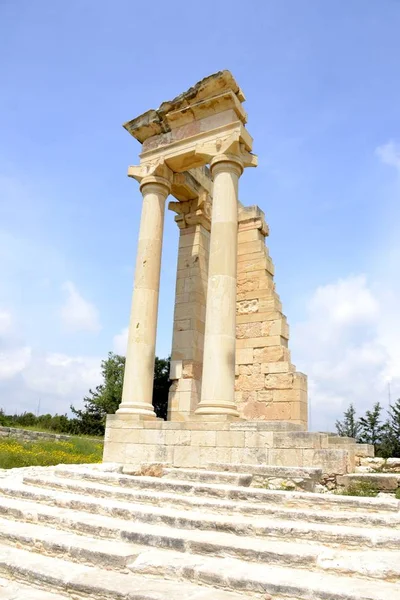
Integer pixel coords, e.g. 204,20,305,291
0,346,32,380
375,141,400,172
291,275,400,431
0,346,102,414
0,310,12,335
0,304,102,414
113,327,128,355
60,281,101,333
22,352,102,399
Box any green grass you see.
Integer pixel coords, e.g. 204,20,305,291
0,437,103,469
337,481,379,497
395,488,400,500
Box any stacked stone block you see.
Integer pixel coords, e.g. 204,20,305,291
167,197,211,420
235,205,308,427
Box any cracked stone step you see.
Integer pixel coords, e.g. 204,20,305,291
53,467,400,513
0,517,142,570
0,576,69,600
0,499,399,588
0,545,250,600
207,462,322,491
1,480,400,547
1,494,400,561
160,467,254,486
129,547,400,599
22,473,400,529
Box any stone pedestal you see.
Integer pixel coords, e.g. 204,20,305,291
103,416,360,476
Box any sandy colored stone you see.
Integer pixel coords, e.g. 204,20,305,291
254,346,291,362
261,361,293,374
236,310,284,324
236,348,254,364
235,373,265,392
238,364,261,376
264,373,295,390
237,335,288,349
236,322,263,338
237,299,259,314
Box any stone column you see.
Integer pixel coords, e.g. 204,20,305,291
117,173,171,417
195,154,243,417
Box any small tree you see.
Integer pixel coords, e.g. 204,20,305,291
383,398,400,458
359,402,385,448
335,404,361,439
71,352,171,435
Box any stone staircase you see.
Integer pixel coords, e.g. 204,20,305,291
0,464,399,599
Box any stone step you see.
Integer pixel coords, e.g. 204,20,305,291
54,466,400,513
0,545,249,600
338,473,400,492
161,467,253,486
1,492,400,553
0,516,142,570
207,462,322,491
130,547,400,599
0,576,70,600
23,473,400,529
2,500,398,582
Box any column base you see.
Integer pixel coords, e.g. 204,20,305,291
190,414,240,422
194,402,240,419
116,404,158,420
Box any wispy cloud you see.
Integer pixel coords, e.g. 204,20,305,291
60,281,101,333
375,141,400,172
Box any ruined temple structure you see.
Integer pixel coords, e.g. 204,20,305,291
104,71,372,473
2,71,398,600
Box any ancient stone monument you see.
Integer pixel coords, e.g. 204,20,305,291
103,71,371,474
1,70,397,600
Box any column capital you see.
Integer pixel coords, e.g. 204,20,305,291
128,160,173,194
210,153,244,177
168,192,212,231
194,129,258,171
139,175,172,195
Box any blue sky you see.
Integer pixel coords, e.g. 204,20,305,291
0,1,399,429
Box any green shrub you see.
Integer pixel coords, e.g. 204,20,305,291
395,488,400,500
338,481,379,497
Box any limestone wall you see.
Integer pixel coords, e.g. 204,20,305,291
0,427,81,443
235,205,308,427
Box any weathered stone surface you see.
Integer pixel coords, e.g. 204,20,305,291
1,463,400,599
337,473,400,492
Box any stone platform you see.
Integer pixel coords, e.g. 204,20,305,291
104,415,373,475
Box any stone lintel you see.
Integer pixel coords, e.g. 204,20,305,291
139,121,255,173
